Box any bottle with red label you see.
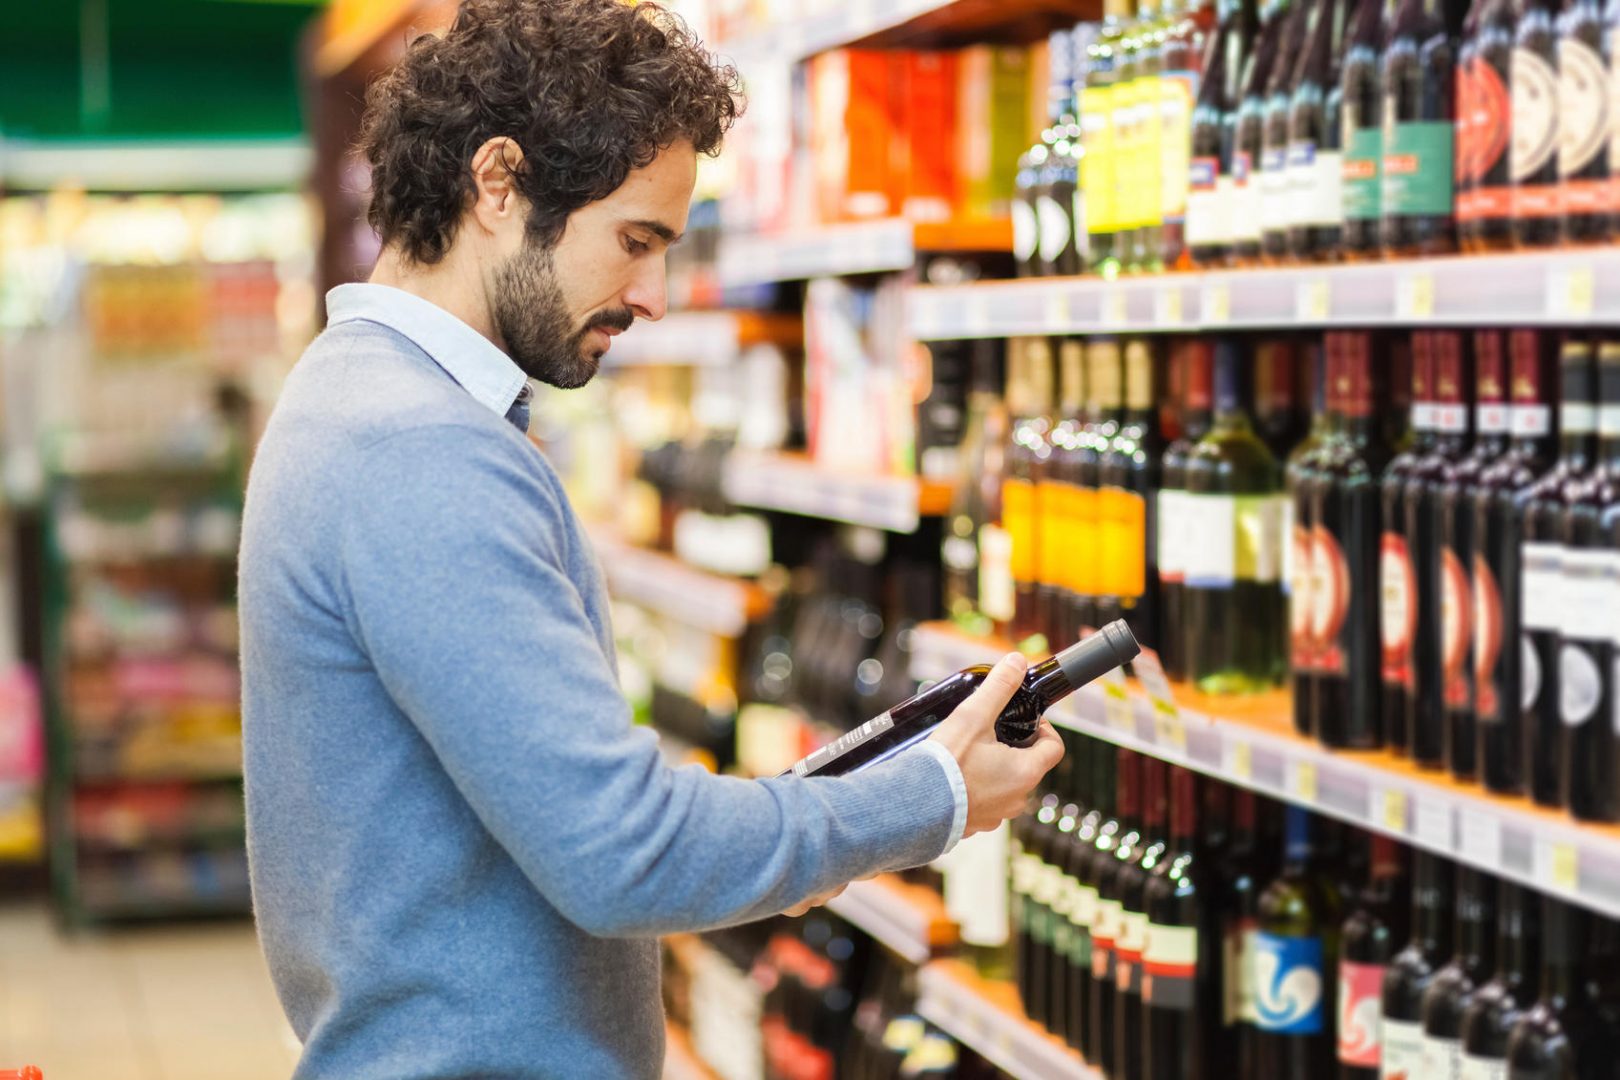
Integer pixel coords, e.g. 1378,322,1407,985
1438,331,1509,781
1457,0,1516,249
1471,330,1559,796
1311,331,1392,749
1419,868,1500,1078
1143,767,1214,1080
1502,898,1609,1079
1513,0,1564,246
1521,340,1596,808
1160,341,1216,680
1554,340,1620,822
1380,334,1437,757
1557,0,1615,243
1458,882,1543,1076
1116,757,1166,1080
1288,343,1341,738
1337,834,1410,1079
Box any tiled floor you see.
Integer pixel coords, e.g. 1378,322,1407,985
0,904,300,1080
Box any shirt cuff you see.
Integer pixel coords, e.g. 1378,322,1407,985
914,740,968,855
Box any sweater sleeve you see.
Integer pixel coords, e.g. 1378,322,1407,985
336,424,958,937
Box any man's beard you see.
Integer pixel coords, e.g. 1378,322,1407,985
491,241,634,390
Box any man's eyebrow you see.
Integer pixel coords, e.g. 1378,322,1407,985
626,218,683,245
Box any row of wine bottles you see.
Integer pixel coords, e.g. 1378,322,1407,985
1007,731,1620,1079
1016,0,1620,280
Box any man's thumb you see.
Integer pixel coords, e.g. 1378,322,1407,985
943,652,1028,735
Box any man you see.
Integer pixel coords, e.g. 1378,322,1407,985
239,1,1063,1076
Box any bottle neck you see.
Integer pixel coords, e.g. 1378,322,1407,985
1539,897,1584,1001
1229,789,1257,849
1116,749,1141,832
1141,759,1168,835
1027,653,1076,705
1282,805,1312,869
1412,853,1456,953
1170,768,1198,845
1497,883,1541,995
1094,738,1118,817
1454,868,1496,974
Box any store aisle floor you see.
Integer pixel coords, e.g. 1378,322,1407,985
0,904,300,1080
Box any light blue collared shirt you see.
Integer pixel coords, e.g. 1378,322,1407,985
326,282,530,421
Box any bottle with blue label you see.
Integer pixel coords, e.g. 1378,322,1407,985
1252,805,1342,1077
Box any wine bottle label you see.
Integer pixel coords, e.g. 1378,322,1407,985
1214,173,1237,244
1337,960,1386,1066
1222,919,1260,1025
1287,504,1310,664
1511,403,1552,438
1562,402,1598,434
1559,641,1603,726
1038,480,1071,592
1052,898,1075,958
1032,859,1060,906
1600,404,1620,438
1473,552,1504,722
1099,487,1148,599
1083,86,1118,234
1441,546,1474,708
1074,883,1100,928
1116,909,1149,994
1183,493,1285,586
1036,194,1074,264
942,533,978,574
1012,198,1039,262
1003,478,1038,587
1421,1036,1462,1080
1412,402,1440,431
1287,141,1346,228
1521,542,1564,632
978,523,1015,623
1381,533,1417,687
1026,892,1053,946
1158,488,1186,582
1381,1020,1426,1080
1383,120,1454,217
947,825,1010,948
1477,403,1511,435
1092,898,1123,982
1252,932,1325,1034
1343,127,1383,222
1513,47,1563,217
1162,72,1197,221
1259,146,1291,230
1186,157,1224,245
1459,1052,1508,1080
1559,39,1608,178
1139,76,1166,229
1461,56,1512,220
790,710,895,776
1050,870,1077,917
1311,526,1352,674
1142,923,1198,1010
1231,150,1261,243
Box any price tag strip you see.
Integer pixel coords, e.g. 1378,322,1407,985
917,965,1097,1080
1131,649,1186,754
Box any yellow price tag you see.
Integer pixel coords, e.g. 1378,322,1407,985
1537,840,1579,891
1291,761,1318,803
1154,711,1188,755
1380,789,1407,833
1297,279,1331,321
1102,287,1128,327
1399,271,1435,318
1103,680,1134,732
1567,267,1595,316
1202,283,1230,325
1227,740,1252,782
1156,287,1183,327
1044,289,1072,331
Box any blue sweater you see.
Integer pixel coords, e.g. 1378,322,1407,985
239,306,960,1079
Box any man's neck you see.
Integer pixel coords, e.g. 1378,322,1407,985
368,246,506,353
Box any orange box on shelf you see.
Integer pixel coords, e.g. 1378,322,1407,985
810,49,903,223
899,52,959,222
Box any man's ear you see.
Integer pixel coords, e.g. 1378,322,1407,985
468,136,526,237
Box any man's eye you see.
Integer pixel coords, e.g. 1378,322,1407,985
625,237,649,255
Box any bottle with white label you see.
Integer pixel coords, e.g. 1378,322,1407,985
1253,805,1341,1078
1287,0,1353,259
1558,0,1615,244
1036,29,1087,277
1381,851,1456,1080
1555,341,1620,821
1520,341,1597,809
1159,341,1216,680
1143,767,1214,1080
1215,788,1276,1076
1420,868,1500,1080
1502,897,1606,1079
1261,0,1311,261
1458,882,1542,1079
1115,757,1167,1080
1185,339,1288,694
1233,0,1289,262
1339,835,1411,1079
1059,735,1109,1056
1083,742,1125,1061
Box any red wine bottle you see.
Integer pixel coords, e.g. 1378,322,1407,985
1557,0,1614,245
1116,757,1168,1080
1472,330,1559,796
1521,341,1597,808
787,622,1140,778
1233,0,1288,262
1556,340,1620,822
1060,737,1109,1055
1215,791,1279,1074
1419,867,1500,1076
1381,334,1439,756
1093,748,1142,1077
1160,340,1216,680
1441,331,1511,780
1143,767,1215,1080
1380,851,1456,1080
1289,341,1340,738
1458,882,1543,1076
1337,835,1410,1079
1380,0,1461,255
1406,331,1473,768
1503,898,1607,1078
1514,0,1564,247
1312,331,1391,749
1458,0,1515,250
1339,0,1392,256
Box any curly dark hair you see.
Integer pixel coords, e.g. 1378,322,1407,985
358,0,743,265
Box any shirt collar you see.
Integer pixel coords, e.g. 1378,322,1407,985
325,283,530,419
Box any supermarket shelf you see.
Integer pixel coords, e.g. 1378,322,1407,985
724,0,1094,63
907,249,1620,339
75,893,253,924
824,873,958,964
665,1021,721,1080
0,137,313,193
590,531,770,638
723,452,953,532
909,621,1620,920
916,959,1097,1080
606,311,803,367
718,218,1011,287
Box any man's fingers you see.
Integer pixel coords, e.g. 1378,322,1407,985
1027,721,1066,778
955,653,1028,733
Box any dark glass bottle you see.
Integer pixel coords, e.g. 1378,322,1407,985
1018,790,1063,1029
1088,341,1127,630
1472,330,1560,796
1513,0,1564,247
1232,0,1287,262
1162,0,1216,267
786,623,1139,777
1420,868,1500,1076
1261,0,1312,260
1380,851,1457,1080
1340,0,1393,255
1459,882,1543,1077
1557,341,1620,822
1288,342,1339,739
1041,341,1088,648
1186,340,1288,693
1116,758,1166,1080
1522,341,1597,808
1459,0,1516,249
1216,791,1277,1074
1014,106,1046,277
1047,782,1085,1045
1036,30,1087,277
943,340,1009,636
1288,0,1353,258
1406,331,1473,768
1159,340,1216,681
1504,899,1606,1079
1055,736,1103,1055
1337,835,1410,1079
1102,340,1165,652
1253,806,1340,1078
1440,330,1509,781
1312,331,1391,749
1143,767,1214,1080
1381,0,1460,254
1079,740,1123,1060
1009,340,1056,648
1092,748,1143,1077
1189,0,1253,264
1558,0,1614,244
1380,333,1439,756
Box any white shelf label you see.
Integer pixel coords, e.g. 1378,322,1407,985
1102,287,1128,328
1289,760,1319,803
1458,813,1502,868
1414,799,1454,850
1201,283,1231,325
1296,279,1331,321
1225,740,1252,782
1377,788,1408,833
1155,287,1184,327
1547,264,1595,318
1044,289,1073,331
963,293,991,337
